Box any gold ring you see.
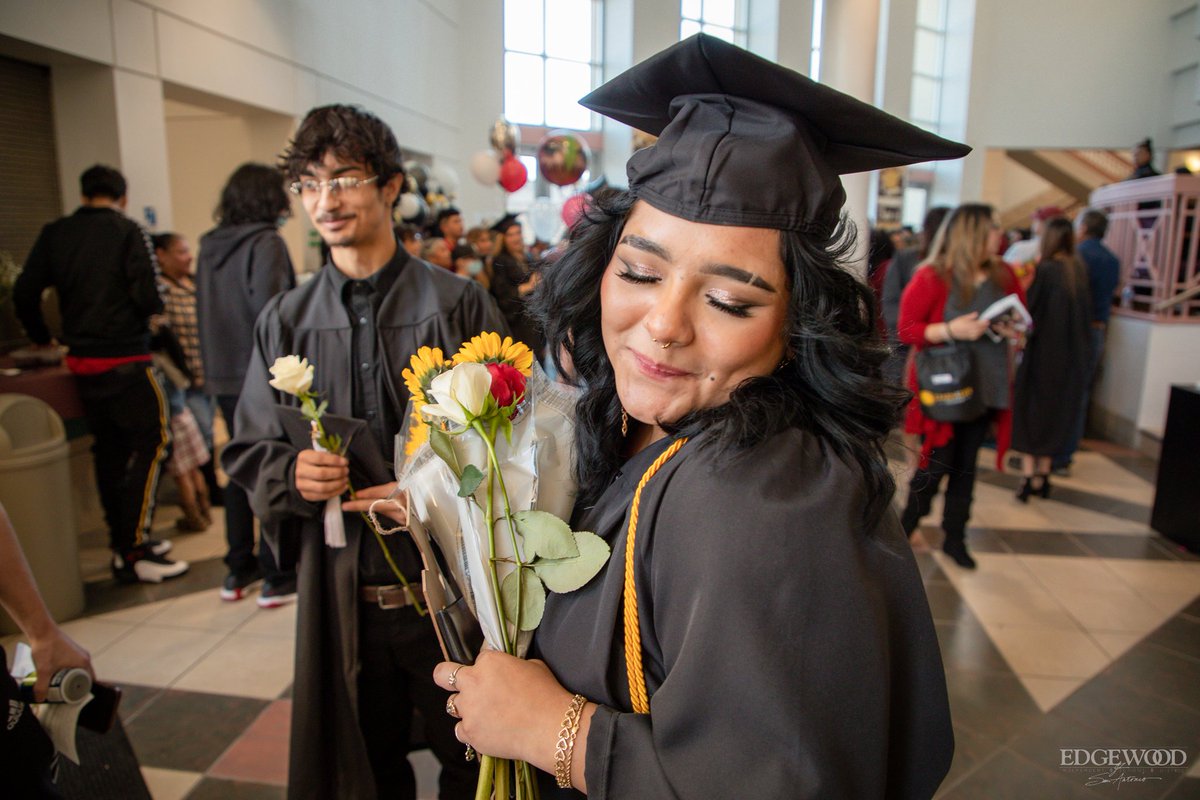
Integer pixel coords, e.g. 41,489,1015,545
446,695,458,717
448,664,464,687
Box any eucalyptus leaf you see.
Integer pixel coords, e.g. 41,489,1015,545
429,428,462,478
458,464,485,498
513,510,578,560
501,567,546,631
533,530,610,593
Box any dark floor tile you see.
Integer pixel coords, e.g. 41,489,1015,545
1106,641,1200,716
914,550,948,583
126,689,268,772
940,723,1005,793
996,529,1090,556
974,470,1150,524
937,747,1099,800
1106,453,1161,484
1157,539,1200,562
1162,778,1200,799
944,671,1041,746
926,582,968,623
278,683,292,700
1182,597,1200,620
964,527,1012,554
82,557,226,618
1074,534,1180,561
937,619,1013,675
1145,614,1200,662
1052,674,1200,754
185,777,285,800
114,682,164,724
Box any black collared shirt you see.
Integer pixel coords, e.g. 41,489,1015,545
328,247,418,584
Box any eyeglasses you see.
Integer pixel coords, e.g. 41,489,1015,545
288,175,380,196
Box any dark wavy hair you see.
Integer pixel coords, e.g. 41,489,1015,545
280,104,404,206
529,191,906,527
215,163,290,226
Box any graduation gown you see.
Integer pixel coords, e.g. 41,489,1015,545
1011,258,1093,456
223,254,506,800
533,428,954,799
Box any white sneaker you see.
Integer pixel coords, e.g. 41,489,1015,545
112,551,190,584
145,537,173,556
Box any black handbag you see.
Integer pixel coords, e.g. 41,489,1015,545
916,341,985,422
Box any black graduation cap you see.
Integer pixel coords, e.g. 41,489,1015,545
580,34,971,234
489,213,520,234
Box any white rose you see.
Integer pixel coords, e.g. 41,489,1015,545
421,362,491,425
269,355,315,396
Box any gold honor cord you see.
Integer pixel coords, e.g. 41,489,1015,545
622,437,688,714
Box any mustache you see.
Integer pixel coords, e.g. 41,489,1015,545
316,213,354,223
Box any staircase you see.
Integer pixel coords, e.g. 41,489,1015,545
997,148,1134,229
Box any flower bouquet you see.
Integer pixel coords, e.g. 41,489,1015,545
394,333,605,799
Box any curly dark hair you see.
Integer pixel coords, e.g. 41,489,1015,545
280,104,404,200
214,163,290,226
529,191,906,526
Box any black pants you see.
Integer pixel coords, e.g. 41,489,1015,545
75,363,169,554
901,413,993,544
216,395,285,582
357,604,478,800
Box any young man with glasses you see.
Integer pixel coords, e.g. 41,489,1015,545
223,105,506,800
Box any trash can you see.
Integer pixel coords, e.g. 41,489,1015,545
0,394,83,634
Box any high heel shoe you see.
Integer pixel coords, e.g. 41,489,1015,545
1036,474,1051,499
1016,477,1035,503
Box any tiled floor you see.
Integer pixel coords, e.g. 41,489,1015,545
6,439,1200,798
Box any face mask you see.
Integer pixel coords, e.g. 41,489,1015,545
467,259,484,276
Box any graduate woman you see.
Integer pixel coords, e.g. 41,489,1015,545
432,35,964,798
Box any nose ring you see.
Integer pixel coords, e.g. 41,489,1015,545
652,338,672,349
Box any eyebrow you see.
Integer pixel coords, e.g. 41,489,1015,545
619,234,777,293
301,164,364,177
700,263,777,293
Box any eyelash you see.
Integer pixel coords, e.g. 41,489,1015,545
615,263,753,318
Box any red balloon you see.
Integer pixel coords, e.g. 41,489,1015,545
498,156,528,193
561,193,591,229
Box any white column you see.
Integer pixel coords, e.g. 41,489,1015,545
819,0,882,273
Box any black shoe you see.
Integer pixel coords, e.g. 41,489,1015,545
112,549,190,584
1037,474,1051,499
1016,478,1035,503
942,539,977,569
258,577,298,609
220,567,264,602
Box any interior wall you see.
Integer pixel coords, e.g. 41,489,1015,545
163,96,306,274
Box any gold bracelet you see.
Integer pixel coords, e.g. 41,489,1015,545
554,693,587,789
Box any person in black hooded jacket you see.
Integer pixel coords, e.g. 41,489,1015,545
197,162,297,606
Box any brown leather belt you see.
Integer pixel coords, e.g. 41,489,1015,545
360,583,424,610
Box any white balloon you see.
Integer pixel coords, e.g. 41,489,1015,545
468,150,501,186
431,163,460,196
398,192,422,220
528,197,562,242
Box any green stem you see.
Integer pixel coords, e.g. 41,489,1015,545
474,420,512,654
481,418,525,642
476,755,495,800
350,483,425,617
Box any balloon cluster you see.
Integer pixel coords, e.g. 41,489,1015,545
397,161,460,226
468,118,528,193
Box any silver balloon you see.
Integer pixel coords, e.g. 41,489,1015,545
404,160,430,193
489,118,521,154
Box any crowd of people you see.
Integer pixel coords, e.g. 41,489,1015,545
5,31,1143,800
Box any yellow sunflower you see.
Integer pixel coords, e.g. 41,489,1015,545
452,331,534,376
403,405,430,457
402,346,451,406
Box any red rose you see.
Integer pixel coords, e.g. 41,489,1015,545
486,362,526,410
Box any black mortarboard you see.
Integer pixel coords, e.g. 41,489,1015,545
489,213,520,234
580,34,971,234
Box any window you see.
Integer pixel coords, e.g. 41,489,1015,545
504,0,602,131
810,0,824,81
909,0,947,133
680,0,746,45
